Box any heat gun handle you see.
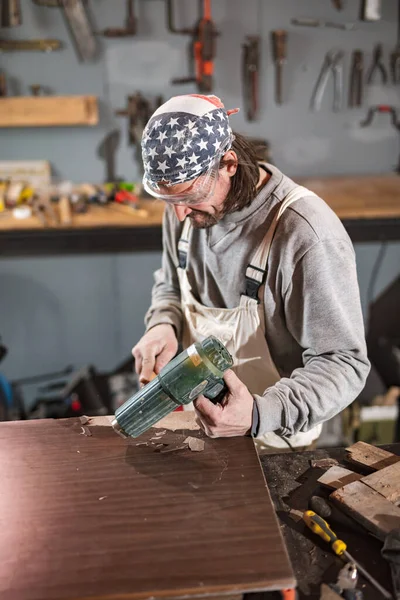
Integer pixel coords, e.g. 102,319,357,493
204,381,228,404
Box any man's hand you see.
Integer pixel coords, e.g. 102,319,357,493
132,324,178,386
194,369,254,438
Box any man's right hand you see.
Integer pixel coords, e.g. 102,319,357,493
132,324,178,387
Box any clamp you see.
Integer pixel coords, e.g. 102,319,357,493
310,50,344,112
349,50,364,108
366,43,388,84
360,104,400,130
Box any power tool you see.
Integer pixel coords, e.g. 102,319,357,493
112,335,233,439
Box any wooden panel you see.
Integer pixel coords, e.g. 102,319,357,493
298,174,400,220
330,480,400,540
317,465,362,490
0,414,295,600
0,96,98,127
361,461,400,505
345,441,400,471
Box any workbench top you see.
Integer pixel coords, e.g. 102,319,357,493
0,174,399,256
262,444,400,600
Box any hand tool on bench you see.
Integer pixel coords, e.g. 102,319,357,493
271,30,287,105
112,335,233,439
242,35,260,120
0,38,62,52
366,43,388,85
360,0,382,21
310,50,344,112
391,0,400,84
32,0,97,62
348,50,364,108
303,510,392,599
1,0,21,27
97,0,136,37
291,18,356,30
167,0,219,93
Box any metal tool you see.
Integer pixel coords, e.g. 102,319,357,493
366,43,388,85
360,105,400,129
361,0,382,21
0,38,62,52
97,130,122,184
32,0,97,62
291,18,356,31
97,0,136,37
310,50,344,112
112,335,233,439
391,0,400,84
242,36,260,121
271,30,287,105
1,0,21,27
349,50,364,108
115,93,163,146
303,510,392,599
167,0,219,93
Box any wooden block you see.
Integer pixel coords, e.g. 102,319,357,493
362,461,400,505
330,480,400,540
345,440,400,471
0,416,295,600
317,465,362,490
0,95,98,127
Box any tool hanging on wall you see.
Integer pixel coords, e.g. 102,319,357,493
331,0,343,9
166,0,219,93
360,0,382,21
348,50,364,108
291,18,356,30
1,0,22,27
0,72,6,97
366,43,388,85
241,36,259,121
310,50,344,112
97,0,136,37
97,130,123,184
360,105,400,173
32,0,97,62
390,0,400,84
271,30,287,105
0,38,62,51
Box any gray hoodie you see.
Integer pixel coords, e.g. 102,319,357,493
145,163,370,437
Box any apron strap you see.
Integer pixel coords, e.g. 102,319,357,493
243,186,318,302
177,218,192,269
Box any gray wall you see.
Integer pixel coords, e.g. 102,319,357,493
0,0,399,380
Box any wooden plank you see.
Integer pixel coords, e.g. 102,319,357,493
361,461,400,505
0,415,295,600
0,96,98,127
330,480,400,540
345,441,400,471
317,465,362,490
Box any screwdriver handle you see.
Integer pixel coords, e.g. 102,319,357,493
303,510,347,556
271,29,287,62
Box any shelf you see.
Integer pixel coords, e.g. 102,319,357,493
0,95,99,127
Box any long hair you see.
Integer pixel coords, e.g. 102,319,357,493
219,132,263,213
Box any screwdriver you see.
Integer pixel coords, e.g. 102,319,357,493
303,511,393,599
271,30,287,105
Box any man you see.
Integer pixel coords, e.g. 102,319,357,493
132,93,370,452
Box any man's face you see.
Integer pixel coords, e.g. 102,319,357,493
162,151,237,229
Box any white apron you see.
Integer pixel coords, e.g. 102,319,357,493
177,186,323,450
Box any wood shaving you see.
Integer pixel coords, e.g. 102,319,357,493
80,426,92,437
99,496,107,501
79,415,90,425
184,436,205,452
160,444,187,454
310,458,339,469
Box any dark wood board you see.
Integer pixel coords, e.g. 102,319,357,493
0,416,295,600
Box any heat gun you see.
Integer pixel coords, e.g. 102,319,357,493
112,335,233,438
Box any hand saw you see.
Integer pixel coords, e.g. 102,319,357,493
32,0,97,62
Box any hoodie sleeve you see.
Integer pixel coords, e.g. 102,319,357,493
255,237,370,436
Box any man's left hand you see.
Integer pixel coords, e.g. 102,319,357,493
194,369,254,438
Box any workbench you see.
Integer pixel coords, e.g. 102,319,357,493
0,174,399,256
262,444,400,600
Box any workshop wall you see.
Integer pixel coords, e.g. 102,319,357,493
0,0,400,380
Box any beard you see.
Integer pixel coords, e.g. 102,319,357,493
188,209,221,229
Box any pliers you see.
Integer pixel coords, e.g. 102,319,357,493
366,43,388,84
310,49,344,112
